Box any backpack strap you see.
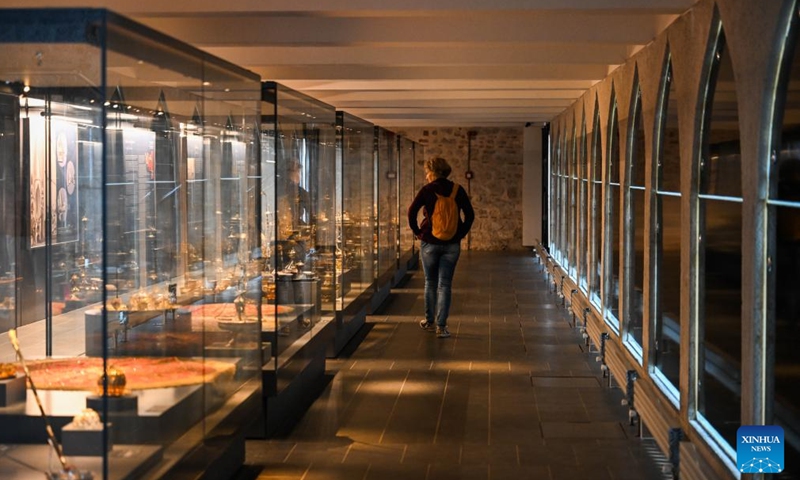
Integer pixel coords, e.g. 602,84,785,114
449,183,459,199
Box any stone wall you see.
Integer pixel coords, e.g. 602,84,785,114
390,126,525,251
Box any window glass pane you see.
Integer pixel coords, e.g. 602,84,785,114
627,92,646,350
655,195,682,386
698,31,741,449
570,124,578,277
699,199,742,444
660,66,681,193
561,134,569,264
606,101,621,326
551,135,560,255
579,121,588,290
591,108,603,305
654,60,681,392
772,15,800,467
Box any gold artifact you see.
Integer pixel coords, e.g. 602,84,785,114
71,408,102,430
97,366,127,397
0,362,17,380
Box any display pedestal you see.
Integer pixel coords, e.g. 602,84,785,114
262,318,333,436
86,394,138,414
0,375,26,407
62,422,113,456
0,444,162,480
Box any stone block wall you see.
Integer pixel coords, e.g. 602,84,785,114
390,126,525,251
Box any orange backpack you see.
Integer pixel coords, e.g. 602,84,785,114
431,183,460,241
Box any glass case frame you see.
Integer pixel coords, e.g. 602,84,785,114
259,81,335,433
0,8,262,479
333,111,375,353
398,136,416,271
375,127,399,290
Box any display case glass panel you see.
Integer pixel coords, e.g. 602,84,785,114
0,9,262,478
399,137,415,263
376,127,398,281
412,143,426,256
261,82,336,364
415,143,426,193
336,112,375,315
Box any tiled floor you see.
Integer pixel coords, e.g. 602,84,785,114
238,251,669,480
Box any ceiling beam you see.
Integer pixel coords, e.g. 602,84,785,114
204,44,635,67
135,13,678,46
252,64,610,81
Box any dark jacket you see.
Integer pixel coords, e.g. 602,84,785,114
408,178,475,244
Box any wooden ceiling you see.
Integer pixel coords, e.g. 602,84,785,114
2,0,697,127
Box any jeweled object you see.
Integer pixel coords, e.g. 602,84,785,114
97,366,126,396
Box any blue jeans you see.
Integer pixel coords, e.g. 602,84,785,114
420,241,461,327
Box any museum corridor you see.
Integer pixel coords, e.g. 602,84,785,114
237,251,668,480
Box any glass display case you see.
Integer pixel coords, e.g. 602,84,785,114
333,112,374,353
372,127,398,308
260,82,335,433
0,9,262,479
398,136,416,271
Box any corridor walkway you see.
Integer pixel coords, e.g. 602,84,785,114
239,251,668,480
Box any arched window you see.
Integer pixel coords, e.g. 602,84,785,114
768,0,800,466
605,89,622,331
551,130,561,256
652,52,682,397
579,113,589,291
625,73,646,356
569,119,578,278
695,23,742,452
590,98,603,307
562,129,570,265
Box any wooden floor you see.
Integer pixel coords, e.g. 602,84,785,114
237,251,669,480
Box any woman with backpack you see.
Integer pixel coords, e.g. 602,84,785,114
408,157,475,338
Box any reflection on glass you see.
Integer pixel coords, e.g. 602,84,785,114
654,59,682,393
591,106,603,306
0,93,15,335
606,99,621,327
698,31,741,448
627,89,646,352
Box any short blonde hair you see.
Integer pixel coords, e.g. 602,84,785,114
425,157,452,179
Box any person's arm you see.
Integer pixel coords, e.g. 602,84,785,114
456,188,474,241
408,188,426,238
